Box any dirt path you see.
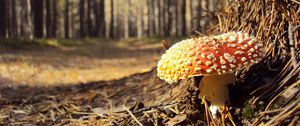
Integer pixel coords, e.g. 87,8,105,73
0,40,163,87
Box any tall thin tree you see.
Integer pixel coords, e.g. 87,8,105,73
64,0,70,38
109,0,114,38
32,0,44,38
181,0,186,35
197,0,202,30
0,0,6,37
79,0,87,37
124,0,129,38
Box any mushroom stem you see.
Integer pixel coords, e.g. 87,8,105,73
199,73,236,106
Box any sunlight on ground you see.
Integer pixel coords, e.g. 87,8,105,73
0,39,163,86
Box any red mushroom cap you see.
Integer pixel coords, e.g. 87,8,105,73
157,32,265,83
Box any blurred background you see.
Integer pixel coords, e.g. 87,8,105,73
0,0,224,86
0,0,224,39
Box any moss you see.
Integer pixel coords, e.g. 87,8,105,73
242,101,256,119
242,100,265,120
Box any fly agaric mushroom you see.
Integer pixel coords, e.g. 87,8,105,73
157,32,265,123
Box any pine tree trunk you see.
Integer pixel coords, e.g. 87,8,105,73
147,0,154,36
124,0,129,38
5,0,10,37
64,0,70,38
176,0,180,36
22,0,33,39
136,0,142,38
128,0,136,37
87,0,93,36
166,0,172,36
163,0,170,36
190,0,194,30
181,0,186,35
197,0,202,30
0,0,7,38
109,0,114,38
158,0,164,36
32,0,44,38
94,0,105,37
79,0,87,37
12,0,21,37
46,0,53,38
99,0,105,37
52,0,57,37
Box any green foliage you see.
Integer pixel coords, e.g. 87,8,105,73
242,100,265,120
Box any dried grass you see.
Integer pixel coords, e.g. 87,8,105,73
206,0,300,125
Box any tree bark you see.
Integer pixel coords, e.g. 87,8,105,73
21,0,33,39
166,0,172,36
176,0,181,36
32,0,44,38
79,0,87,37
64,0,70,38
109,0,114,38
46,0,53,38
52,0,57,37
181,0,186,35
124,0,129,38
158,0,164,36
100,0,105,37
190,0,194,30
128,0,136,37
197,0,202,30
136,0,142,38
87,0,93,36
147,0,154,36
95,0,105,37
0,0,7,37
12,0,20,37
162,0,169,36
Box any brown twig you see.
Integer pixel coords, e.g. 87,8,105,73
122,105,144,126
265,97,300,125
288,23,298,68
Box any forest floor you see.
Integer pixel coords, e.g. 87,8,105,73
0,38,166,86
0,38,182,125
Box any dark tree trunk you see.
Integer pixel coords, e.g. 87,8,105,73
109,0,114,38
128,0,136,37
99,0,105,37
147,0,155,36
52,0,57,37
181,0,186,35
79,0,87,37
46,0,52,38
158,0,164,36
95,0,105,37
197,0,202,30
21,0,33,39
64,0,70,38
166,0,172,36
0,0,6,37
11,0,19,37
124,0,129,38
162,0,170,36
94,0,99,36
6,0,13,37
176,0,180,36
32,0,44,38
87,0,93,36
190,0,194,30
